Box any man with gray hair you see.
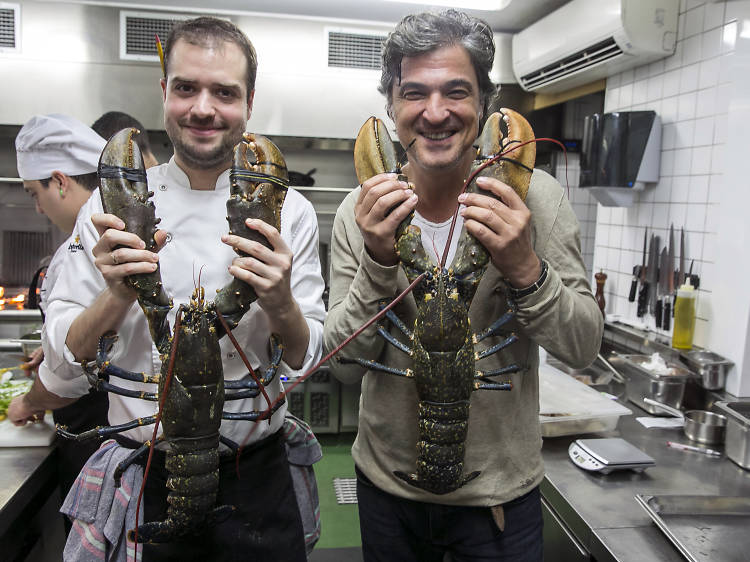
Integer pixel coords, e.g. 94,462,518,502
324,10,602,560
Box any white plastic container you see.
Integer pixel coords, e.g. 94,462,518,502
539,363,632,437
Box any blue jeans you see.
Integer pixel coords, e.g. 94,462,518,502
356,466,543,562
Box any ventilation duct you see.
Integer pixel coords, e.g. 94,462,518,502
327,28,386,71
0,3,19,52
119,10,192,62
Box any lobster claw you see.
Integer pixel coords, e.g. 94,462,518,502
474,109,536,201
225,132,288,253
354,117,400,185
214,133,289,329
98,128,172,353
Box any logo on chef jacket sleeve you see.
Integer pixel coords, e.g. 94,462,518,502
67,235,85,253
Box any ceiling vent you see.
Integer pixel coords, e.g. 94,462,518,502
0,3,20,53
327,29,386,71
119,10,192,62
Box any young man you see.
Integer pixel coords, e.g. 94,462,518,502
9,114,110,508
91,110,159,169
16,17,324,561
323,10,603,561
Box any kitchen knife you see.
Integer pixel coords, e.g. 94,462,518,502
647,234,660,316
678,228,685,287
629,228,647,303
637,233,656,317
628,265,639,302
664,224,674,330
656,248,668,329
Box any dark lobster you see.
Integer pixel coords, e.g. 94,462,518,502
341,109,536,494
57,128,289,542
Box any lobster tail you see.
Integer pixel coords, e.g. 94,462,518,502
214,133,289,331
98,128,172,353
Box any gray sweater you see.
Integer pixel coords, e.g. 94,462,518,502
323,169,603,506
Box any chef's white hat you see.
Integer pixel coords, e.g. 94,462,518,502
15,114,106,181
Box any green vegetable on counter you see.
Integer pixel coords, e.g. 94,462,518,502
0,379,32,420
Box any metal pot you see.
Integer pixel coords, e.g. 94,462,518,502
681,350,733,390
287,168,316,187
611,354,692,413
715,401,750,469
644,398,727,445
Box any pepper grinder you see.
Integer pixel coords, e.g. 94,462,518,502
594,271,607,318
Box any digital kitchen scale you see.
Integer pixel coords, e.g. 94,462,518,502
569,438,656,474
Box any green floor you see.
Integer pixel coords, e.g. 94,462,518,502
314,432,361,549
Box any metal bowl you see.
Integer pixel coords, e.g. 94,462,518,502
683,410,727,445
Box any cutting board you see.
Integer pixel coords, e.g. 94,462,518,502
0,413,56,447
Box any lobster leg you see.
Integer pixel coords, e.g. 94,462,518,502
223,334,284,401
113,437,165,487
475,334,519,361
224,388,263,401
473,380,513,391
382,306,414,340
337,356,413,378
87,379,158,401
221,399,285,421
219,434,240,452
377,325,412,355
57,415,157,441
95,363,160,384
472,306,516,344
478,364,522,378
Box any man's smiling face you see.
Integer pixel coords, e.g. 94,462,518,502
161,38,253,171
391,43,482,175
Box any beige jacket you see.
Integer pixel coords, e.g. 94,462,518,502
323,169,603,506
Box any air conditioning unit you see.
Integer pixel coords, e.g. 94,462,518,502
512,0,678,93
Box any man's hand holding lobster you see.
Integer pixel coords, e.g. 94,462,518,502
91,212,166,302
223,217,309,369
458,175,541,289
222,217,294,315
355,173,417,266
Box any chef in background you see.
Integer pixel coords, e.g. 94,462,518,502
7,114,110,508
91,110,159,169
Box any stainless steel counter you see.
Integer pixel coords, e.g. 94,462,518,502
0,445,63,560
0,446,57,534
0,351,64,559
541,383,750,562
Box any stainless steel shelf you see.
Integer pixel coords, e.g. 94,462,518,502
0,310,42,323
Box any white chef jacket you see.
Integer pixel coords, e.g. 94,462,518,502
39,200,95,397
42,157,326,446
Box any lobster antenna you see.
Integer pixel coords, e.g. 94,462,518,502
398,137,417,173
197,264,207,305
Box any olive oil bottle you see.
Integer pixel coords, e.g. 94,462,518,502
672,282,696,350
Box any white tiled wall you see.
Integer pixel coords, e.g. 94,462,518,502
558,155,598,275
592,0,735,349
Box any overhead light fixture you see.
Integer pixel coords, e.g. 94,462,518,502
383,0,512,11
